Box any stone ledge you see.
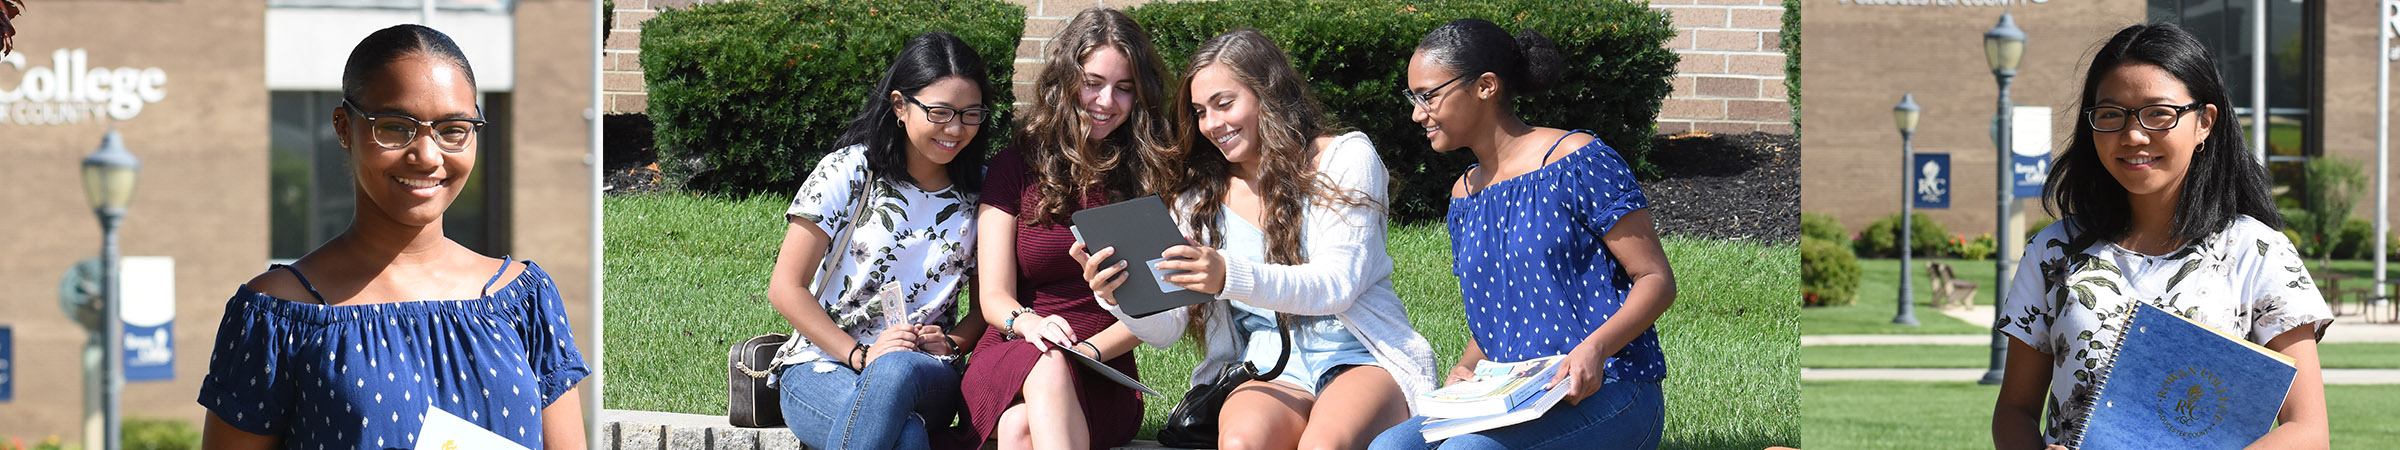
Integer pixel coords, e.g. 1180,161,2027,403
597,409,1188,450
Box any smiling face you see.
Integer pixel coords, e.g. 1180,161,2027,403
2090,63,2212,203
1405,49,1486,152
1079,45,1137,141
336,54,480,228
890,76,984,169
1188,64,1264,169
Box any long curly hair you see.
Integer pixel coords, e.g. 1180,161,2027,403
1,0,22,57
1019,8,1174,225
1168,29,1377,345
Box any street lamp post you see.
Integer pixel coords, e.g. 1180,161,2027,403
1894,93,1923,326
80,129,140,450
1979,13,2026,386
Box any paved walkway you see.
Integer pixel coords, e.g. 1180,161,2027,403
1802,368,2400,384
1805,305,2400,346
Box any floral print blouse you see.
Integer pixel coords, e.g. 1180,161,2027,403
1999,215,2331,445
767,145,979,373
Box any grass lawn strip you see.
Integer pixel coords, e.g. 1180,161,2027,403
1803,381,2400,449
1803,343,2400,370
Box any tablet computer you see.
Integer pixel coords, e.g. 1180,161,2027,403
1070,195,1215,318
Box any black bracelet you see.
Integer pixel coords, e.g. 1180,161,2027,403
1077,341,1101,359
944,334,962,354
850,343,869,367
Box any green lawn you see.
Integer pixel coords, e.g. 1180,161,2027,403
1801,258,1994,335
1803,343,2400,370
1803,380,2400,449
603,192,1798,448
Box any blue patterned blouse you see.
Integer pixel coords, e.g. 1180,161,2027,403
1447,130,1666,382
197,259,588,449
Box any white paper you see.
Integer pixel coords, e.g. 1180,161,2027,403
414,407,528,450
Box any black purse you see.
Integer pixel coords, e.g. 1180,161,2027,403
1157,313,1293,448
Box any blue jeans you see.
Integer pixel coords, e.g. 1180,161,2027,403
778,351,962,450
1368,379,1663,450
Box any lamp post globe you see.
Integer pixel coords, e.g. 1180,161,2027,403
1894,93,1921,326
80,128,139,450
1979,13,2025,386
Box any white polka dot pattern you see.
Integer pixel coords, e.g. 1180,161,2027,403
196,261,589,449
1445,132,1667,381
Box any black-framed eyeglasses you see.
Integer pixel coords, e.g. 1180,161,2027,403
900,92,993,126
342,98,487,152
1402,72,1482,110
2083,102,2204,133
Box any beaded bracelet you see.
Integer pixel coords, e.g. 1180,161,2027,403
849,343,869,367
1003,307,1037,337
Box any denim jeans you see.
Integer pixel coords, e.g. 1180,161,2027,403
1368,379,1663,450
778,351,962,450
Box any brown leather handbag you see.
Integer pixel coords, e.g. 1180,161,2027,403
727,170,878,428
727,333,791,427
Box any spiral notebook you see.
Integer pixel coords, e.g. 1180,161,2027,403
2066,301,2297,449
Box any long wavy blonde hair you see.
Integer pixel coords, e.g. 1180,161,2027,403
1018,8,1174,225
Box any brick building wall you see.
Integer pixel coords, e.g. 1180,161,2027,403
604,0,1794,137
1652,0,1792,135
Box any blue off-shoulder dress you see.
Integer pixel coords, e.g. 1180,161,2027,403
1372,130,1667,450
197,258,589,449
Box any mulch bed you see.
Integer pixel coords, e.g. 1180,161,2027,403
606,114,1799,244
1640,131,1799,243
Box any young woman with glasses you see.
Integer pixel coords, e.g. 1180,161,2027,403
1071,28,1435,449
961,8,1172,450
1370,18,1676,450
1992,23,2329,449
760,31,994,450
198,24,588,449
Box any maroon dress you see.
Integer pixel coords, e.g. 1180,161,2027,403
957,144,1144,448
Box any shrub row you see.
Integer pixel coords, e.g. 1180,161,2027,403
642,0,1025,194
641,0,1679,223
1130,0,1677,222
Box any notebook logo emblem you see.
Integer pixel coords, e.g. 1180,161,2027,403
2154,366,2228,438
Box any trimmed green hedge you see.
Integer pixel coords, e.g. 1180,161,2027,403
1802,237,1858,307
1128,0,1678,223
641,0,1024,194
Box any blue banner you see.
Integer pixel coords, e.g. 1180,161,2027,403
125,322,172,382
1914,153,1950,209
2012,153,2048,198
1,327,12,401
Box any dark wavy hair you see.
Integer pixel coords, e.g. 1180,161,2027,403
1414,18,1564,110
1019,8,1174,225
342,24,478,103
2045,22,2281,243
833,31,992,192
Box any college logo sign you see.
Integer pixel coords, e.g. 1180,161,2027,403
1914,153,1950,209
0,49,168,125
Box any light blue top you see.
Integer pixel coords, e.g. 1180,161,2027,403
1222,206,1379,391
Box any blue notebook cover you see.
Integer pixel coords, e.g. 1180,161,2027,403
2069,301,2296,449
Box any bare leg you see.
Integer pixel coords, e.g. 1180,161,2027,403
1023,349,1088,450
996,403,1031,450
1297,367,1410,450
1218,379,1313,450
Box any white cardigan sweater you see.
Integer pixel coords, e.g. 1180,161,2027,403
1106,131,1439,413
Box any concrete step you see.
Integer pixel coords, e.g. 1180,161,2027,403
597,409,1198,450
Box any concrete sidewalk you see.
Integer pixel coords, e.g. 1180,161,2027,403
1805,305,2400,345
1801,368,2400,384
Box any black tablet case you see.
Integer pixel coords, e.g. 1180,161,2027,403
1071,195,1216,318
